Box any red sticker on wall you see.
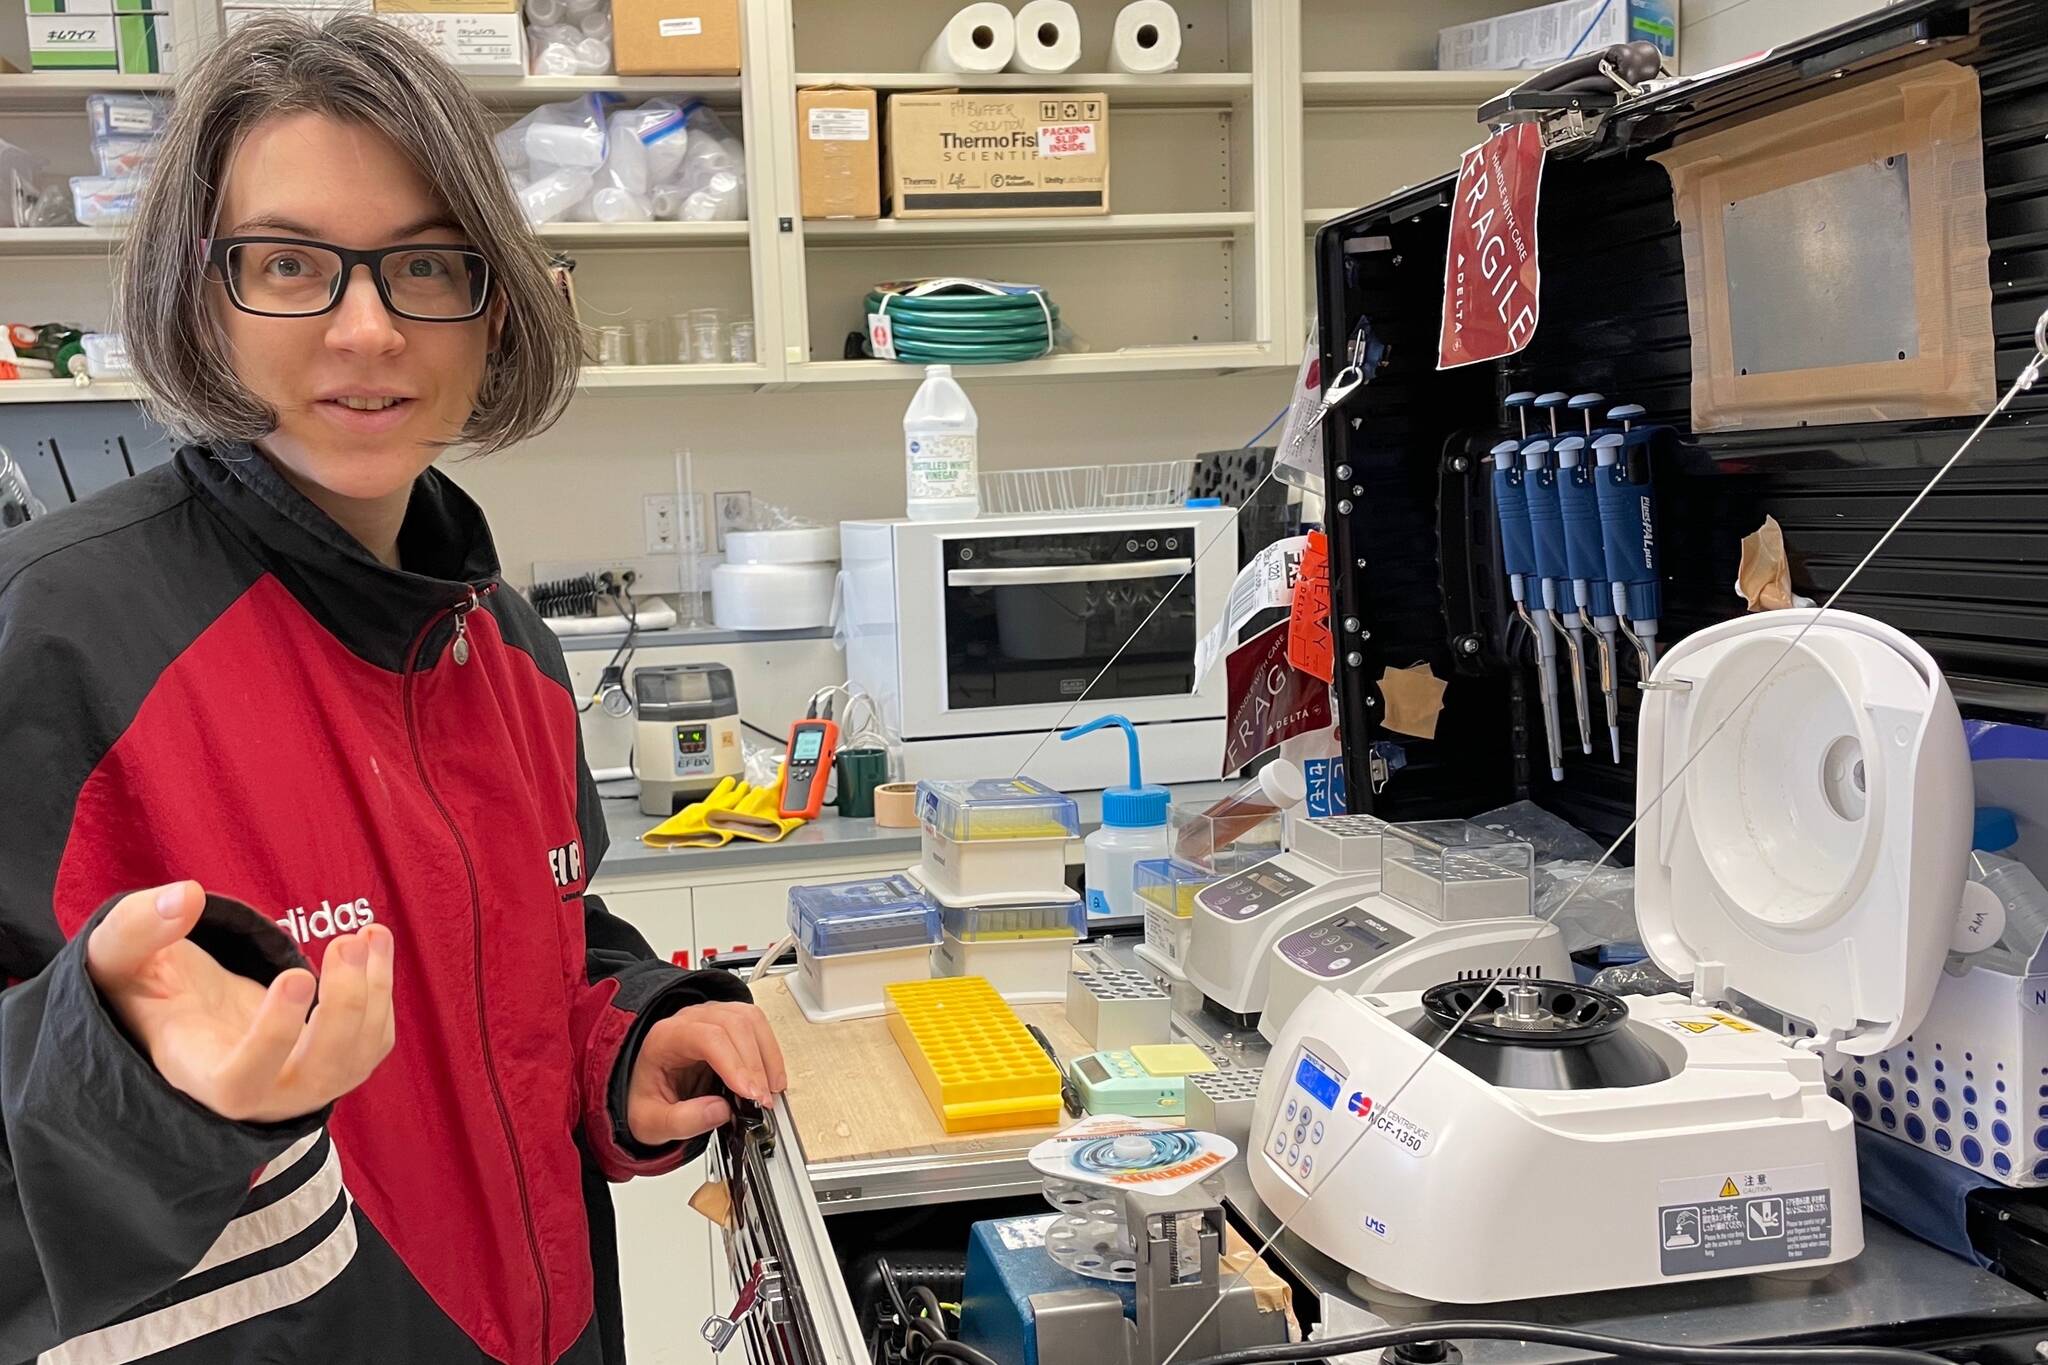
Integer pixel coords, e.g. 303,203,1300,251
1287,530,1334,684
1438,121,1546,370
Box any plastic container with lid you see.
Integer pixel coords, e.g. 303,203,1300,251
914,776,1079,904
1060,715,1170,917
933,930,1077,1004
786,875,942,1023
1378,820,1534,922
941,898,1086,943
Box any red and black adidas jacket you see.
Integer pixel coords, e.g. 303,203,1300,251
0,443,749,1365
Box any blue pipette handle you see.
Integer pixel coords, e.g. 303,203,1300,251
1554,436,1610,611
1593,432,1660,625
1491,440,1535,580
1522,440,1568,590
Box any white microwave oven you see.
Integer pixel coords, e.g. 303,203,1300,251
840,508,1238,787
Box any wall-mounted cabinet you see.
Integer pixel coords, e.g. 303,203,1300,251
0,1,1527,406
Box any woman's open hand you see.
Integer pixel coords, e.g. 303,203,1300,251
86,880,396,1124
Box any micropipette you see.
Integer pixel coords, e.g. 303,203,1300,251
1561,391,1621,761
1594,405,1661,672
1518,437,1571,779
1523,403,1591,759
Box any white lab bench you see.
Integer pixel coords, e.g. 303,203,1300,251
589,778,1235,1365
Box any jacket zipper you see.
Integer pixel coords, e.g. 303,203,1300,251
400,583,554,1360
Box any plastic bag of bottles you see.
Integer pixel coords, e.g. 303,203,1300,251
525,0,611,73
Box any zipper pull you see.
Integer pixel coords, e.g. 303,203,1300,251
452,587,479,666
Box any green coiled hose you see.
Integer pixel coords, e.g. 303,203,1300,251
862,282,1060,364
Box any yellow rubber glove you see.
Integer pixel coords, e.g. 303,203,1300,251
710,776,809,843
642,775,743,848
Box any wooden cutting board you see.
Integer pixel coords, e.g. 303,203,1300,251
754,973,1095,1164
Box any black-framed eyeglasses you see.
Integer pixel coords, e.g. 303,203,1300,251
201,236,493,322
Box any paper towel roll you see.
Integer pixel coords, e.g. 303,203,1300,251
1109,0,1180,73
1009,0,1081,74
921,3,1016,74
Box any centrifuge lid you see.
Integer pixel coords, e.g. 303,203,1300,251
1632,610,1971,1055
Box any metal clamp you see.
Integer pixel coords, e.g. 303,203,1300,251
701,1259,783,1353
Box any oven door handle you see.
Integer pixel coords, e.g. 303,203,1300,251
946,558,1193,587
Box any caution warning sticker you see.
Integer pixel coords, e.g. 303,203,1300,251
1657,1165,1832,1276
1661,1011,1759,1037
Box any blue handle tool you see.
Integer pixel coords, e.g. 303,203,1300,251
1523,437,1592,757
1594,425,1661,673
1556,434,1621,761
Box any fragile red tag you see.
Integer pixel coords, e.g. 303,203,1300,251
1438,121,1546,370
1224,622,1333,775
1287,530,1334,684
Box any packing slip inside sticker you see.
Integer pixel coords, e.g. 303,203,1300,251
1037,123,1096,157
1656,1164,1832,1277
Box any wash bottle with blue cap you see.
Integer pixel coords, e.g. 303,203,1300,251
1061,714,1171,917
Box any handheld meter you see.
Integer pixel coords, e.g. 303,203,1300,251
778,718,839,820
1070,1044,1215,1116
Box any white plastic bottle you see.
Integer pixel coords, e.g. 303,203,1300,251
903,364,980,521
1971,806,2048,964
1061,714,1171,917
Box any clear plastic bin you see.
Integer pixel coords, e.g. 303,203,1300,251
940,899,1086,943
788,874,941,956
1136,845,1279,920
70,176,144,227
1379,820,1534,923
87,93,170,140
917,777,1080,842
80,333,132,381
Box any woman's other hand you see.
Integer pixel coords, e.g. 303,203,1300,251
86,880,396,1123
626,1000,787,1146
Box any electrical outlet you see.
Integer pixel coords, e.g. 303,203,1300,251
531,556,684,596
643,494,677,554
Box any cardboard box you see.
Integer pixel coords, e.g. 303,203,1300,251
885,92,1109,219
375,9,524,72
224,3,365,28
611,0,740,76
114,8,172,71
1437,0,1676,72
373,0,515,16
798,86,880,220
27,12,117,68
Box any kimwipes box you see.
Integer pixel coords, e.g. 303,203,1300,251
885,92,1110,219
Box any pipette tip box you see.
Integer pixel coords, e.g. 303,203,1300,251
914,777,1081,905
885,976,1063,1133
786,875,942,1023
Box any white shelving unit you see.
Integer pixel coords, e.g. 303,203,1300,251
0,0,1523,400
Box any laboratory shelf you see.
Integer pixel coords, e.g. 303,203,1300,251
0,377,141,403
0,72,171,111
535,221,752,247
1303,207,1353,229
793,342,1283,386
803,212,1253,246
575,362,773,391
792,71,1251,106
1301,69,1516,106
0,228,124,257
464,74,743,107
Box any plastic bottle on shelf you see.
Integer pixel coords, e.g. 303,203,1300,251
903,364,980,521
1061,714,1171,918
1971,806,2048,963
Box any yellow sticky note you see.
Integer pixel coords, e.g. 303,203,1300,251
1132,1044,1216,1077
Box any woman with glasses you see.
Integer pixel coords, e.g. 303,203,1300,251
0,16,783,1365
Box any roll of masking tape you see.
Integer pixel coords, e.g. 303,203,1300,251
874,782,919,828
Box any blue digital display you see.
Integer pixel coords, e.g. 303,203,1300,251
1295,1051,1343,1111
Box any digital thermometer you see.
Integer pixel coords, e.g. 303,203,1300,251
778,719,839,820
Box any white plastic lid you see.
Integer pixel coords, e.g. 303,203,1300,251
1632,610,1971,1055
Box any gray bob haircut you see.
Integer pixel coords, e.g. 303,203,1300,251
116,13,579,454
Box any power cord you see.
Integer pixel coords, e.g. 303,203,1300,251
1183,1324,1960,1365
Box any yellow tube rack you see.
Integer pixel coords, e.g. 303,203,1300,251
884,976,1063,1133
